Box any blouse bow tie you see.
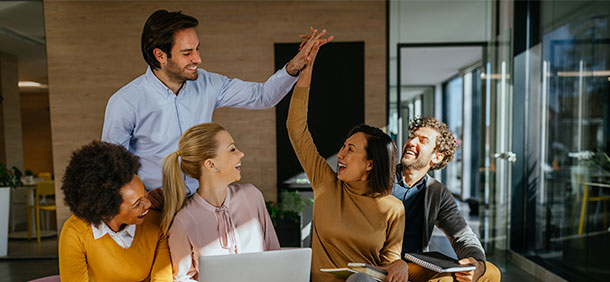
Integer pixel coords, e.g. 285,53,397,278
215,206,238,254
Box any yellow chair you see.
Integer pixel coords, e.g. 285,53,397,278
38,172,52,181
578,181,610,234
26,181,56,243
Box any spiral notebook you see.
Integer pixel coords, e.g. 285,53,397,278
404,251,476,273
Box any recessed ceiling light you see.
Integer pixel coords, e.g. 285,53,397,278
18,81,48,88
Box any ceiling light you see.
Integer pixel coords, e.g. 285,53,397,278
480,73,510,80
18,81,48,89
557,70,610,77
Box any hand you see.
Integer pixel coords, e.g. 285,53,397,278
294,27,333,87
297,26,334,50
286,26,334,76
378,260,408,282
455,257,485,282
148,187,164,210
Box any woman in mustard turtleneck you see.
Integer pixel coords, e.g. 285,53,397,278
286,29,408,282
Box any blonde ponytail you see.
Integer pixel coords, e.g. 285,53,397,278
160,122,226,234
161,151,186,234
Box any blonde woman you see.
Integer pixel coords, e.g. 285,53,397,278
161,123,280,282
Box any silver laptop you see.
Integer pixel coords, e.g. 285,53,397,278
198,248,312,282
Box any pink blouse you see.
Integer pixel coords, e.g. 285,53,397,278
168,183,280,282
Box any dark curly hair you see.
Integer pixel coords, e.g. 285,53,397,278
61,141,141,226
408,117,458,170
347,124,397,196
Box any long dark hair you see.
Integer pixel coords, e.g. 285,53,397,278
347,124,397,196
141,10,198,69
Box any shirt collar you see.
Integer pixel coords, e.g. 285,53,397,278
192,186,232,212
395,164,427,190
144,66,188,98
91,221,136,240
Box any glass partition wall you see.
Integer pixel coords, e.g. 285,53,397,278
514,1,610,281
0,1,55,259
480,30,513,270
389,0,610,280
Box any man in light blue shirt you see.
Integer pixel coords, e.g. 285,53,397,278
102,10,323,198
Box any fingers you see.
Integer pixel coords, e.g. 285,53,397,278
454,271,474,282
299,26,334,49
299,29,318,53
458,257,477,265
148,189,164,210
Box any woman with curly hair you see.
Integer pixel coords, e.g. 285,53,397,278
58,141,171,282
160,122,280,282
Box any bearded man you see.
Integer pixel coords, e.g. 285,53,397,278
102,10,326,200
391,117,501,282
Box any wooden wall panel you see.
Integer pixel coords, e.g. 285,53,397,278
20,90,54,175
44,1,386,229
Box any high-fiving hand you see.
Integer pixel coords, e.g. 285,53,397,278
287,26,334,76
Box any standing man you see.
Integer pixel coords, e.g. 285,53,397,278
392,117,501,282
102,10,324,198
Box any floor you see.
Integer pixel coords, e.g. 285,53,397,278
0,259,58,282
0,236,58,282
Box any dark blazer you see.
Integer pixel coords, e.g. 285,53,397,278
421,176,486,261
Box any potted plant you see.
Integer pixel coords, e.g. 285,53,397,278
0,164,22,257
266,190,313,247
587,151,610,175
24,169,34,184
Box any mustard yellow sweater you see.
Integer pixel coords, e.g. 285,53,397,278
287,87,405,282
58,210,172,282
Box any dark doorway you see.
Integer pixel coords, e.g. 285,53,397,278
274,42,365,191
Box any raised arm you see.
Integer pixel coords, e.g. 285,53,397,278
285,29,335,189
214,27,331,110
213,65,298,109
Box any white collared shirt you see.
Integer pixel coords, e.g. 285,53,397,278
92,222,136,249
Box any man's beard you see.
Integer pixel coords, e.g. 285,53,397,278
165,58,198,83
401,151,432,170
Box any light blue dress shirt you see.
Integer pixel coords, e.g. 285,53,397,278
101,66,298,195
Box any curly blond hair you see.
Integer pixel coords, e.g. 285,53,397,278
408,117,458,170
